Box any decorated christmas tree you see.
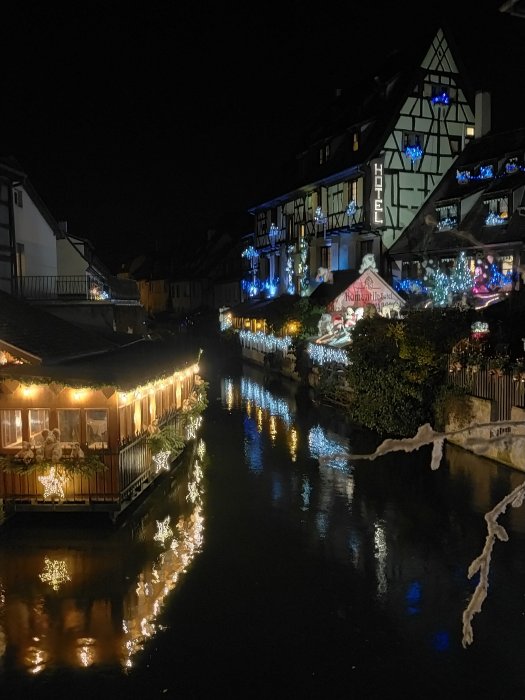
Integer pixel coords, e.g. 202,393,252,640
449,251,473,294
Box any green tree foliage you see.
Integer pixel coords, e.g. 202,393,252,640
344,307,474,437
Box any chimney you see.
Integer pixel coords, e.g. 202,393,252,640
475,91,491,138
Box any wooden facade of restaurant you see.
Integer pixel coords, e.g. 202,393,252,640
0,355,202,521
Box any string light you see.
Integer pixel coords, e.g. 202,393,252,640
152,450,171,473
239,330,292,354
404,144,424,162
307,342,349,367
38,466,67,500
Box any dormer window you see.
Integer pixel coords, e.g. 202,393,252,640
436,202,459,231
505,157,520,174
13,190,23,207
319,143,330,164
484,195,508,226
403,132,424,162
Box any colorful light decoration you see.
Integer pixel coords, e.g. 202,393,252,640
38,466,67,500
264,277,280,297
286,245,295,294
485,211,506,226
268,223,279,246
239,330,292,355
431,90,450,105
300,237,309,294
307,342,350,367
39,557,70,591
242,245,259,259
404,144,424,162
314,206,328,226
346,200,357,217
436,216,458,231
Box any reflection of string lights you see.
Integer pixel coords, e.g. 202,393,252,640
77,637,96,667
153,450,171,473
39,557,70,591
153,516,173,545
289,427,298,462
24,644,48,674
301,476,312,510
122,490,205,668
185,415,202,440
308,425,350,471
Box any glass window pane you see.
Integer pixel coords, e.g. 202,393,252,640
57,410,81,446
86,409,108,449
29,409,49,443
1,410,23,448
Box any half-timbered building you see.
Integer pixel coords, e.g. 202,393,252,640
245,26,477,300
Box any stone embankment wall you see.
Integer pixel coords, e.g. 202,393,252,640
446,397,525,472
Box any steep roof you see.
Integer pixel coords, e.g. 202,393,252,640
389,127,525,258
0,291,118,364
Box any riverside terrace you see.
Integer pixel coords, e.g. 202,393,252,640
0,336,204,522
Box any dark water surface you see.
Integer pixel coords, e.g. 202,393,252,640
1,349,525,698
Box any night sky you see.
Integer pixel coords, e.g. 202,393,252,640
0,1,512,271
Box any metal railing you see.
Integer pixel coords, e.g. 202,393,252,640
16,274,140,302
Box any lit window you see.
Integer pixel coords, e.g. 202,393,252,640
57,409,81,446
29,409,49,444
85,409,108,449
1,410,22,448
466,126,475,138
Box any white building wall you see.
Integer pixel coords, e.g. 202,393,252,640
56,238,89,276
13,187,57,276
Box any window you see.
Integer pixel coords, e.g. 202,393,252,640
402,132,424,161
13,190,23,207
436,202,459,231
359,239,374,259
29,409,49,444
319,143,330,164
352,131,359,152
1,409,22,448
86,409,108,449
320,245,331,270
484,195,508,225
57,409,81,446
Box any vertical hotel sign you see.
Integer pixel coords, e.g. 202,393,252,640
369,156,385,228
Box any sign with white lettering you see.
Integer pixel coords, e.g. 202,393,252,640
369,157,385,228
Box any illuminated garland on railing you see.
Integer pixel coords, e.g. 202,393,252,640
307,342,349,367
239,330,292,354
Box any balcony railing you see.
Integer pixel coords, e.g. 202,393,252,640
15,275,140,302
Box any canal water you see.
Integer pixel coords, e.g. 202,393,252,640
1,347,525,698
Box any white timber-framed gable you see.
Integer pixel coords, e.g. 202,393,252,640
380,28,475,250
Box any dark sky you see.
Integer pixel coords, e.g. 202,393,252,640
0,1,509,270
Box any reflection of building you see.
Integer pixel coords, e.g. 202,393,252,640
0,440,205,674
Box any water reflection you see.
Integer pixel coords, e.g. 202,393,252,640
0,433,206,676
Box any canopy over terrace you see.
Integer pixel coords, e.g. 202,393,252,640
229,294,302,335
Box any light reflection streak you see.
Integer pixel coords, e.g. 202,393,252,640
308,425,350,471
374,521,388,598
301,476,312,510
121,450,206,669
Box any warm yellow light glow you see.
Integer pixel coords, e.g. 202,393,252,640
466,126,475,137
38,466,67,500
39,557,70,591
71,388,87,401
21,385,37,397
